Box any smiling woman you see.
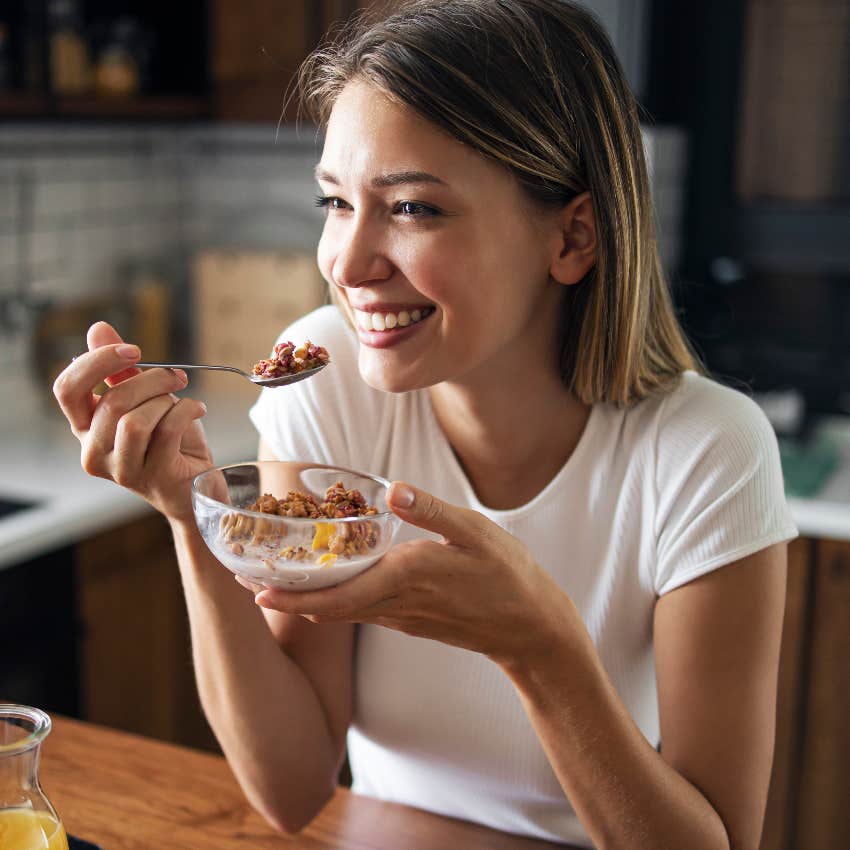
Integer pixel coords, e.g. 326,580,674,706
51,2,797,849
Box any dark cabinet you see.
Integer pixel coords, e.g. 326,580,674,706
761,537,850,850
0,0,210,120
74,511,218,752
0,1,405,122
0,545,79,716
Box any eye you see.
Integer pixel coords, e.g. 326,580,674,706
315,194,350,212
395,201,440,217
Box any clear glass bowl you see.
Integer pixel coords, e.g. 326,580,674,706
192,461,401,591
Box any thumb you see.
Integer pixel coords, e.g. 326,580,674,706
87,321,139,387
387,481,484,546
87,320,124,349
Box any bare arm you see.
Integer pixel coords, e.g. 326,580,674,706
171,507,354,834
52,322,354,834
502,544,786,850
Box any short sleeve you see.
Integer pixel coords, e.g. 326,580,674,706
248,305,384,468
652,375,798,596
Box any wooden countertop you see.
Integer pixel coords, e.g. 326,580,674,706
42,715,578,850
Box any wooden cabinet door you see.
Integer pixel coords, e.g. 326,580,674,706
75,513,217,751
759,537,813,850
211,1,404,122
212,0,314,122
793,539,850,850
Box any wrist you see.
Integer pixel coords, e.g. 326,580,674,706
496,595,595,686
168,514,204,552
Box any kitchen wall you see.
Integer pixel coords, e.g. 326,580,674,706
0,122,684,420
0,124,324,422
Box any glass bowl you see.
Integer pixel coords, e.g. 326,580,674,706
192,461,401,591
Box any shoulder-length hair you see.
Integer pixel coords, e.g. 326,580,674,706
297,0,701,405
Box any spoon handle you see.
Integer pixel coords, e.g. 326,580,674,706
136,362,250,379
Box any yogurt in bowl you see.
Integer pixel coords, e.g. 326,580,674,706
192,461,401,590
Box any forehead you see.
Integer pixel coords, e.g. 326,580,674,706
320,79,491,185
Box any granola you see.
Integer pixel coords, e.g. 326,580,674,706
252,340,330,379
219,481,379,569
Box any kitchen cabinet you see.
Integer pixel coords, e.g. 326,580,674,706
210,0,401,122
75,511,219,752
760,537,850,850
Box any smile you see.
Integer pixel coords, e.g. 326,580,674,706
353,307,434,332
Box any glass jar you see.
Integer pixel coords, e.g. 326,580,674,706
0,704,68,850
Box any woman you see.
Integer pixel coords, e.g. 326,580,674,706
53,2,797,847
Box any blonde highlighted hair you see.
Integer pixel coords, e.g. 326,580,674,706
298,0,701,405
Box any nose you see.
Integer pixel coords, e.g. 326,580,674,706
328,215,393,289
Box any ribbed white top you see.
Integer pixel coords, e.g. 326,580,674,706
251,306,798,847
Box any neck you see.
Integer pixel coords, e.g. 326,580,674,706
428,358,590,511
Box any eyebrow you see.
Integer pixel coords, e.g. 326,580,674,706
314,166,446,188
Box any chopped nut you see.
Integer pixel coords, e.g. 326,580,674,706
252,340,330,379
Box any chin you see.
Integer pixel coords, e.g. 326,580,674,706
358,354,433,394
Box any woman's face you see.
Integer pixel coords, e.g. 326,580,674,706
316,79,564,393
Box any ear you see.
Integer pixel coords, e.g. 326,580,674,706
549,191,597,286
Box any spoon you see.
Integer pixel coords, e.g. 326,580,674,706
135,361,329,388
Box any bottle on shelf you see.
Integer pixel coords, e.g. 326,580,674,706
47,0,91,96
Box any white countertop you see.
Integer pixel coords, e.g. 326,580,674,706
0,388,260,570
3,393,850,571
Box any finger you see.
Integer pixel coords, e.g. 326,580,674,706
234,575,262,593
146,397,209,467
254,554,403,620
54,342,144,434
109,394,180,485
387,481,488,547
87,321,140,387
87,367,188,455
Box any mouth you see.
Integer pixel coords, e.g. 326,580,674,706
353,306,435,333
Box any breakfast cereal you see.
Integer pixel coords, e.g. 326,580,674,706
218,481,379,570
252,340,330,379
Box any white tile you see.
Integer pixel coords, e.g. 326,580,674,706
0,234,19,268
0,180,18,222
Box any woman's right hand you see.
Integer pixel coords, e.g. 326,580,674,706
53,321,212,523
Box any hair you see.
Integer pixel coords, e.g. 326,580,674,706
297,0,701,406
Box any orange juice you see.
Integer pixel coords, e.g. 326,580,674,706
0,808,69,850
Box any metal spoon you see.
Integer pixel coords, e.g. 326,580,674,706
135,361,328,388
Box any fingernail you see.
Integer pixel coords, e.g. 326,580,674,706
173,369,188,384
391,482,415,508
117,344,140,359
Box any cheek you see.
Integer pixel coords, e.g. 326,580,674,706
316,230,334,283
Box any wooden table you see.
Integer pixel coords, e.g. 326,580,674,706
43,716,580,849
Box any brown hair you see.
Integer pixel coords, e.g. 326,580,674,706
297,0,701,405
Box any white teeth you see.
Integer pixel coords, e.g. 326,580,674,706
354,307,431,331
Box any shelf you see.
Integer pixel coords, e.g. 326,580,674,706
0,94,49,118
0,94,212,121
54,94,211,120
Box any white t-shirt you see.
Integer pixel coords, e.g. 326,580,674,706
249,305,798,847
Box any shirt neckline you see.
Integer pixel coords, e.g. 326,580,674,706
420,389,602,520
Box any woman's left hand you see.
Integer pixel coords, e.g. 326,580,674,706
242,481,577,667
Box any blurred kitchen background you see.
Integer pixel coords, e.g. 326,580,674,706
0,3,847,850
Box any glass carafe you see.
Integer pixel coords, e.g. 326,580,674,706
0,704,68,850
